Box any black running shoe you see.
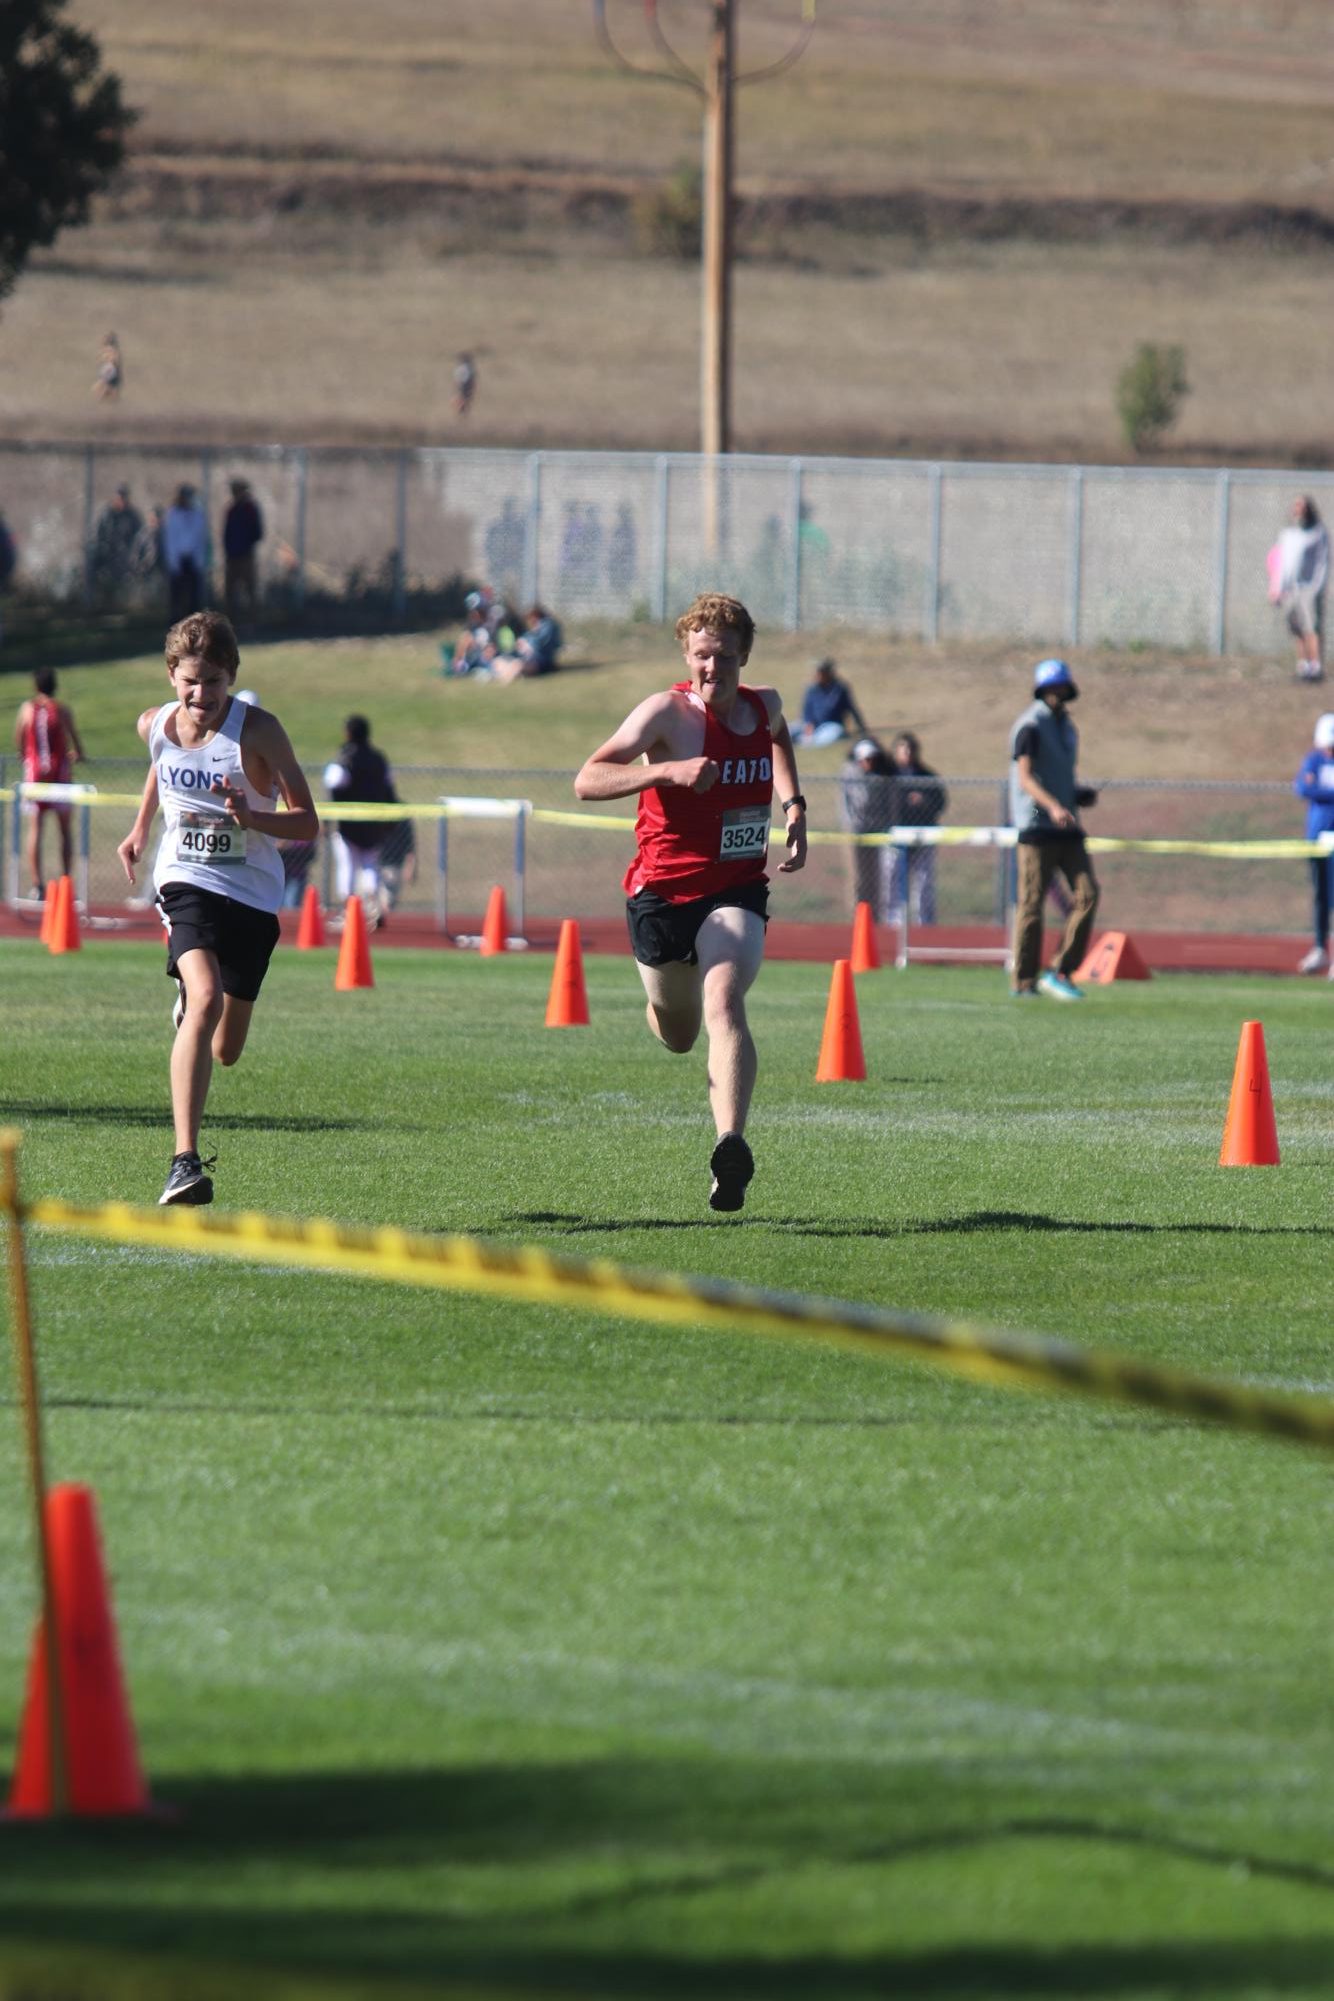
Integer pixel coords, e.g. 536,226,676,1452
159,1151,215,1206
708,1133,754,1214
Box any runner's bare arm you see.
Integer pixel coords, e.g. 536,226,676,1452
761,689,808,874
574,694,719,801
220,711,319,841
13,702,29,753
62,703,88,762
118,766,159,885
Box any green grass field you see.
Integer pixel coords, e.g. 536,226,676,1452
2,939,1333,2000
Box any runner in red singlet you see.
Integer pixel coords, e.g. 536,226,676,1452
14,666,86,898
575,593,807,1213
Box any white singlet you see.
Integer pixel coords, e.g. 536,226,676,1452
150,697,284,913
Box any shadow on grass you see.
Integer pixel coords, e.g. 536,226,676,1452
0,1101,385,1135
510,1209,1334,1241
0,1765,1331,1996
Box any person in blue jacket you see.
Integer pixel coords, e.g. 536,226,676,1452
1294,711,1334,976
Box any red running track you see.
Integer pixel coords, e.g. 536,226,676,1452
0,901,1319,976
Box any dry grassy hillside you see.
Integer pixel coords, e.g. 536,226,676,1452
3,2,1334,460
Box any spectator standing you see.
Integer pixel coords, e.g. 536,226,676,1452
93,332,122,401
607,502,638,596
14,667,87,898
1008,658,1100,1001
453,352,477,418
131,505,164,594
163,484,209,621
91,484,143,604
222,479,265,622
795,658,867,747
885,730,948,926
1293,711,1334,977
1271,495,1329,684
839,737,894,917
323,716,399,925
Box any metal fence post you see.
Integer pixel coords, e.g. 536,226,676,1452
924,465,942,642
293,449,308,611
652,456,670,623
200,448,214,600
81,447,95,606
1067,467,1084,648
1212,468,1231,657
525,453,543,607
76,802,91,911
513,803,529,938
436,813,449,935
393,450,409,623
786,459,803,632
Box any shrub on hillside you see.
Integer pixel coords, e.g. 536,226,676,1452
633,162,702,261
1116,342,1190,454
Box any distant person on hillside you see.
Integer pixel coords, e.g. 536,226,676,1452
795,658,867,747
93,331,123,402
1270,494,1329,684
493,604,564,683
163,484,209,621
453,352,477,418
15,667,87,900
1293,711,1334,977
324,715,399,926
222,479,265,622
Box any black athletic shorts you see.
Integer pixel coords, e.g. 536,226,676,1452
626,878,769,968
157,882,281,1004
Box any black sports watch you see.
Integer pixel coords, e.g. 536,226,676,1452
782,794,807,815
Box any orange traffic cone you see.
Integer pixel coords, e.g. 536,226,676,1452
546,919,590,1027
816,959,867,1082
47,876,81,955
850,900,881,973
295,883,327,950
7,1484,153,1818
1075,931,1152,984
334,895,374,990
1219,1020,1279,1167
480,884,509,957
38,880,58,947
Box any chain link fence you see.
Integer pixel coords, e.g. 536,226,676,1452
0,442,1326,653
3,761,1313,942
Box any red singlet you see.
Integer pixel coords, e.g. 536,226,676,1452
623,683,774,902
20,697,70,785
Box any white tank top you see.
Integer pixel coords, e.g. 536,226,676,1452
151,697,284,913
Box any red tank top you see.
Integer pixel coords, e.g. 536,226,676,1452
623,683,774,902
21,697,70,783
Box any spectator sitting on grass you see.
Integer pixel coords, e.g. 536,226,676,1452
795,657,867,747
443,589,515,678
493,604,564,684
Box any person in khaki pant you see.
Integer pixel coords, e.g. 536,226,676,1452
1008,658,1099,1000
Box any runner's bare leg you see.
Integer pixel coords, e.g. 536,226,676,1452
697,907,765,1138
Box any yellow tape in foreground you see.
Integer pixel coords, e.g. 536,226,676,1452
20,1197,1334,1454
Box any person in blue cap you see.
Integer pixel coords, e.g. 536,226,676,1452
1008,658,1099,999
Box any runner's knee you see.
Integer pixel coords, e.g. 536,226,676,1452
648,1001,699,1053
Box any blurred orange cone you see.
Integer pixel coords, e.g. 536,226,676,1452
1219,1020,1279,1167
295,883,326,950
7,1484,153,1819
816,959,866,1082
546,919,590,1026
850,900,881,973
38,880,57,947
334,895,374,990
47,876,80,955
1075,931,1151,983
480,885,509,956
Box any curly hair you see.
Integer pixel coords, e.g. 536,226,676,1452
165,609,239,678
674,592,755,656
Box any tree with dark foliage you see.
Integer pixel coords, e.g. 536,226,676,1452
0,1,134,307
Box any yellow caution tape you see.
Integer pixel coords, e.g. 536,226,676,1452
17,1196,1334,1454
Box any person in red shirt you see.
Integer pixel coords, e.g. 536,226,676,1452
14,667,86,898
575,592,807,1213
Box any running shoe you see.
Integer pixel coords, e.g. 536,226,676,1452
159,1151,215,1206
709,1132,754,1214
1037,970,1084,1002
1297,945,1328,975
1010,985,1040,999
171,977,186,1031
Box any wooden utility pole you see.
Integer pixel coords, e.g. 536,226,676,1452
594,1,816,508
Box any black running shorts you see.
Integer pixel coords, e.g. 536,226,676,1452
626,878,769,968
157,882,281,1003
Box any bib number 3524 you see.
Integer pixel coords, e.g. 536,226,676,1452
177,809,246,865
718,806,770,861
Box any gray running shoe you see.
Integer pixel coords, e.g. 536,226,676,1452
159,1151,215,1206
